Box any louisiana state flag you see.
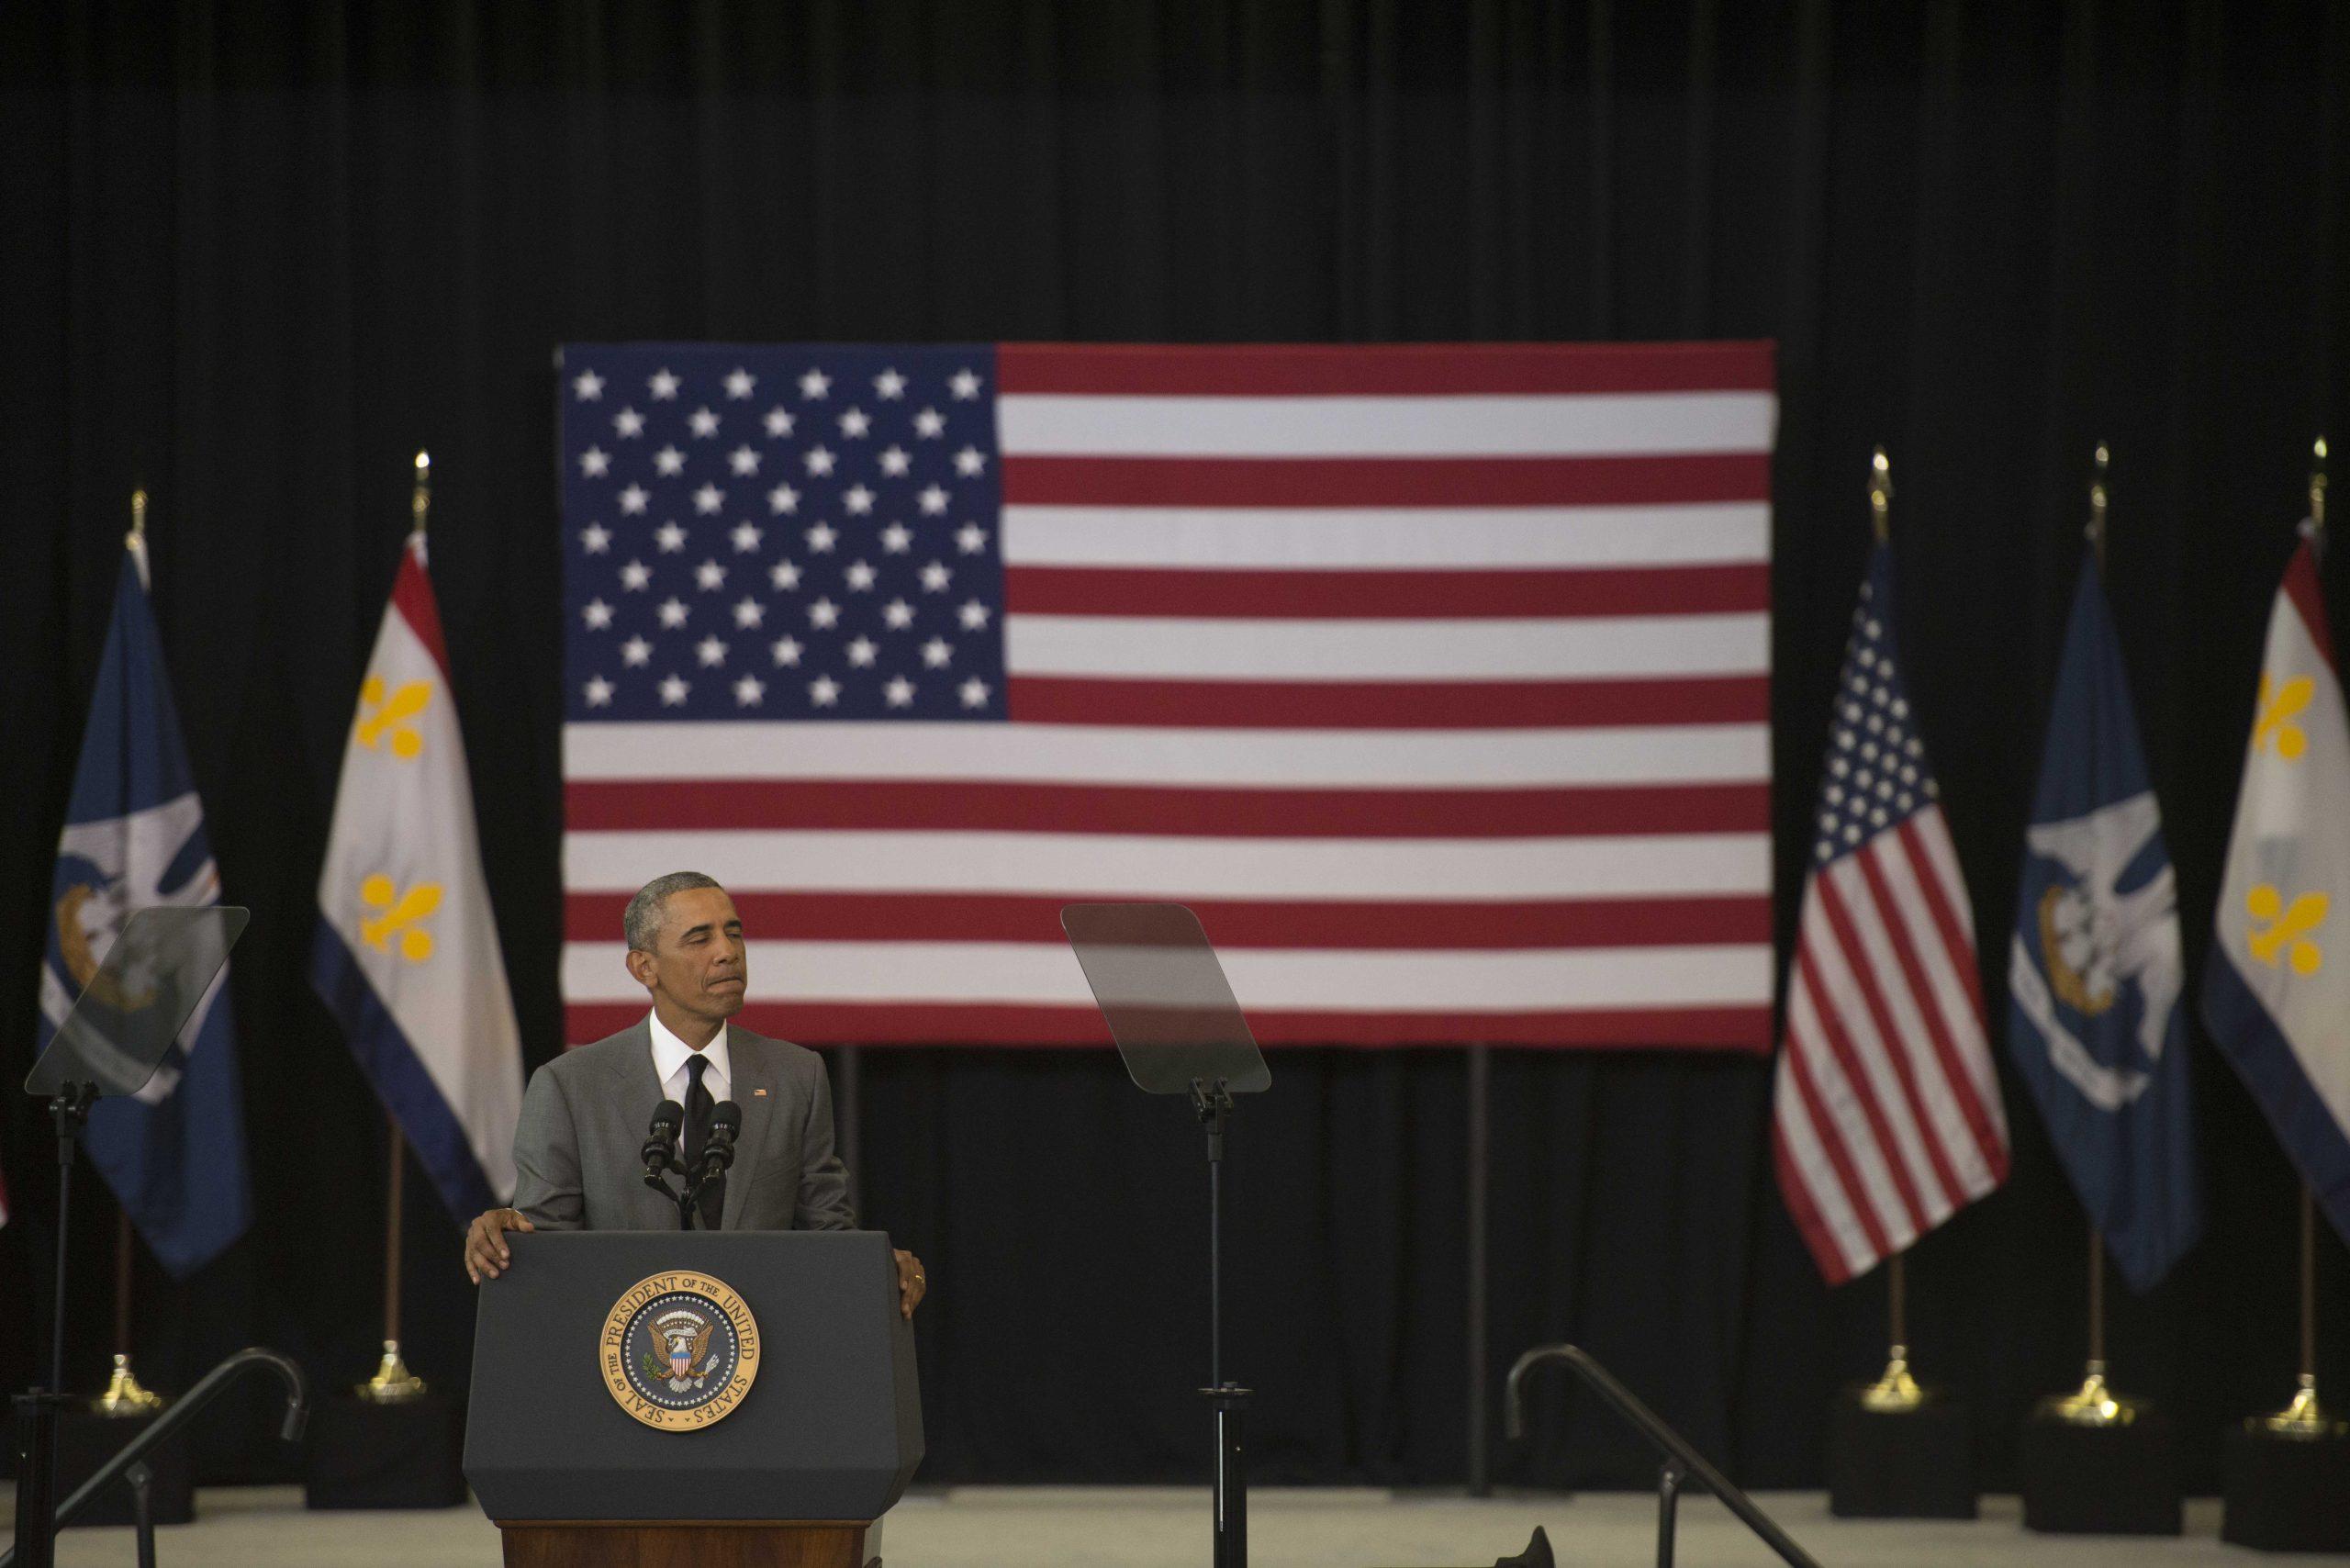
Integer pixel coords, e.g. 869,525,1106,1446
2204,533,2350,1244
38,536,251,1276
312,532,523,1221
2008,554,2199,1289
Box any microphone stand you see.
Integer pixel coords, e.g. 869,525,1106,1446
643,1132,738,1231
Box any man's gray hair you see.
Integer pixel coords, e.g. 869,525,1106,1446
623,871,724,953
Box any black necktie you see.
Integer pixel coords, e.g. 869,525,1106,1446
682,1054,725,1228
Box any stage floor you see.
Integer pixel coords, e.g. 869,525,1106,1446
5,1484,2333,1565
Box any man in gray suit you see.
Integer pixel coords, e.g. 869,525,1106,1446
464,871,927,1317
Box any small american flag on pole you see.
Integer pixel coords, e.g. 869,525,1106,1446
1774,542,2010,1283
558,342,1776,1047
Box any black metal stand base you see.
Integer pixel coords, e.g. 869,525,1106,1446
2018,1413,2181,1535
302,1392,467,1509
1826,1389,1976,1519
1203,1384,1250,1568
2223,1426,2350,1552
11,1393,71,1568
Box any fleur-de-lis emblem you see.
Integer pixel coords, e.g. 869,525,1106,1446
2247,883,2327,975
360,875,442,962
2255,674,2314,760
357,677,431,759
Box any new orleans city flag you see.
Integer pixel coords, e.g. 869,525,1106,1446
2008,555,2199,1290
312,532,524,1221
38,535,251,1276
2204,533,2350,1245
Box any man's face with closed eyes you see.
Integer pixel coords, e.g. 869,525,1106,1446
626,886,747,1027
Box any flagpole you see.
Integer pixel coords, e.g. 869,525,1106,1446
386,1124,403,1354
126,487,150,587
2042,445,2132,1428
2258,1186,2333,1435
359,453,433,1405
2088,442,2109,569
92,1205,163,1415
1856,447,1925,1414
94,491,170,1420
2258,439,2337,1439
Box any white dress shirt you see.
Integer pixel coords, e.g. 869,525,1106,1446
648,1011,733,1114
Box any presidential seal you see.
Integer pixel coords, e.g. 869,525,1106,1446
599,1271,760,1430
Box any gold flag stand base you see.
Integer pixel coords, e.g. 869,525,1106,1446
1858,1346,1927,1413
2254,1375,2346,1440
356,1340,428,1404
2038,1363,2140,1428
90,1353,168,1417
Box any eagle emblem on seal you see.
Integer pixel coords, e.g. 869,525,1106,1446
601,1272,760,1429
644,1309,719,1392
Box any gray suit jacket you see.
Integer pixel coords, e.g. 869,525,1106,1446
511,1019,856,1232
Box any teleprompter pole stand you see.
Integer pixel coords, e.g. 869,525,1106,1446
1060,902,1271,1568
1193,1075,1250,1568
13,1080,99,1568
18,906,256,1550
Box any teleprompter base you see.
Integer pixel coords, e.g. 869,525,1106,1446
1826,1387,1976,1519
2222,1425,2350,1552
304,1391,468,1509
497,1520,877,1568
55,1407,195,1528
2019,1411,2182,1535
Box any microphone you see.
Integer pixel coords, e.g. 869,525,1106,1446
641,1099,684,1179
695,1101,743,1182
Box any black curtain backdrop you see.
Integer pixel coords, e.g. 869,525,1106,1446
4,0,2347,1495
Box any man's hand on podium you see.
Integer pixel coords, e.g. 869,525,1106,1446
464,1204,922,1313
465,1206,534,1283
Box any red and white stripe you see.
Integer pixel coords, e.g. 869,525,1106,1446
565,342,1776,1047
1773,809,2010,1283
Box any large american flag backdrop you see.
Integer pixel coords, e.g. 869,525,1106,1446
557,342,1776,1047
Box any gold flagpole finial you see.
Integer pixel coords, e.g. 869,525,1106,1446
1869,446,1892,543
2088,442,2110,566
126,489,153,588
411,450,431,538
2312,436,2329,538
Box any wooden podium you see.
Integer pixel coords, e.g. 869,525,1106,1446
497,1520,874,1567
464,1231,922,1568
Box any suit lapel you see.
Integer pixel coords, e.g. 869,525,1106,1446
597,1019,677,1228
722,1029,776,1231
606,1017,662,1098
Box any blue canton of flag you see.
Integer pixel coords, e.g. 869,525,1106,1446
38,544,252,1279
1807,552,1941,858
560,345,1007,722
2007,555,2200,1291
